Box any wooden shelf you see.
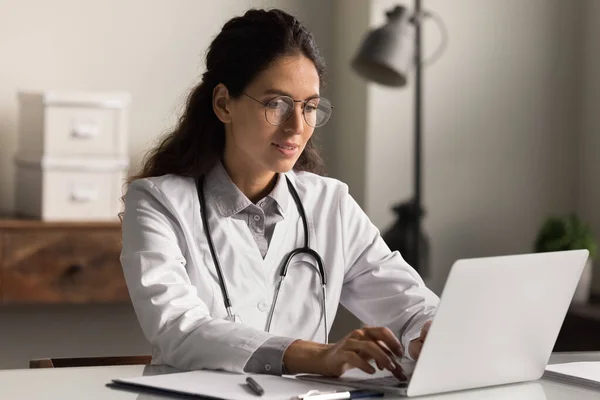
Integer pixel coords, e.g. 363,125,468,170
0,219,121,229
0,212,121,229
0,218,129,305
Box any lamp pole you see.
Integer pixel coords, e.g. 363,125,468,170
351,2,437,277
413,0,423,273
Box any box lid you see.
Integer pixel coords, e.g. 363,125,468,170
18,91,131,109
15,154,129,172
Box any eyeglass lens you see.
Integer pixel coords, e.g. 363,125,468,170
265,96,332,127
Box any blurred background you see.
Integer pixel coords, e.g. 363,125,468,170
0,0,598,369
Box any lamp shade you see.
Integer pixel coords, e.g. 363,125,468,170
351,5,415,87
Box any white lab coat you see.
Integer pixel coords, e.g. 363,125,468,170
120,168,439,373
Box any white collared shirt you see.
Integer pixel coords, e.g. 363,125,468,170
120,164,439,373
203,161,287,259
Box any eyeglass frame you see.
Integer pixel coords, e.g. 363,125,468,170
242,92,333,128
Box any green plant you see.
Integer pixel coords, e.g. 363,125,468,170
534,214,597,260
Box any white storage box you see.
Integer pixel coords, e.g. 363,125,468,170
14,156,129,221
17,91,130,159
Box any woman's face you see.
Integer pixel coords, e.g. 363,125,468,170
219,54,320,175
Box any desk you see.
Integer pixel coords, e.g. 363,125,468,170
0,352,598,399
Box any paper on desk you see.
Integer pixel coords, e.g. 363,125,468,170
544,362,600,389
113,370,354,400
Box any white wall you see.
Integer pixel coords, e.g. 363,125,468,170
0,0,335,369
579,0,600,294
360,0,583,293
326,0,371,206
324,0,374,340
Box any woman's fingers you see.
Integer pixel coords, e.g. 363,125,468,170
356,348,386,371
347,340,408,381
409,322,432,360
343,351,376,375
345,339,395,371
335,327,408,380
409,339,424,360
362,327,403,357
347,328,391,367
347,329,367,340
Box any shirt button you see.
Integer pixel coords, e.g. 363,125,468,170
264,364,272,372
260,201,267,207
253,215,261,221
257,302,269,312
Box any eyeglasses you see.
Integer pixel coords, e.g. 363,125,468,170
243,93,333,128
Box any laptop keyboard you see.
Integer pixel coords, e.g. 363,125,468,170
346,376,409,388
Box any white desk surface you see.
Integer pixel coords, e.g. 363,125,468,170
0,352,598,399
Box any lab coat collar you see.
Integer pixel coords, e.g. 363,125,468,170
269,171,289,215
204,161,289,218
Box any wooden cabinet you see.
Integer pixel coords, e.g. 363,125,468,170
0,219,129,304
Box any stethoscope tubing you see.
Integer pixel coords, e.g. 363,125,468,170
197,174,328,343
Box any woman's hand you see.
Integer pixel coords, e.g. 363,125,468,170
283,327,407,380
408,321,432,360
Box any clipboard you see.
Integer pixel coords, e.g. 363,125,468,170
109,370,372,400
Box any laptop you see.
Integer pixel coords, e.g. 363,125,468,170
298,250,589,397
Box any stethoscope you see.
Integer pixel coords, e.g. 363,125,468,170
196,174,329,344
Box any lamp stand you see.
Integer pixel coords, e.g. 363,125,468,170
382,0,429,278
413,0,424,275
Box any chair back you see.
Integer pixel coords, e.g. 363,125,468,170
29,355,152,368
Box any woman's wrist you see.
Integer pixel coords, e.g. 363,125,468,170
282,339,330,375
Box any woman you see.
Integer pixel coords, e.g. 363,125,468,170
120,8,439,378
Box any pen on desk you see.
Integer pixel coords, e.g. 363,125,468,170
246,376,265,396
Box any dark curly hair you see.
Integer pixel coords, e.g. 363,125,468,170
128,8,327,184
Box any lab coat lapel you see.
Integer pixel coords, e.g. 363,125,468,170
264,184,294,281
